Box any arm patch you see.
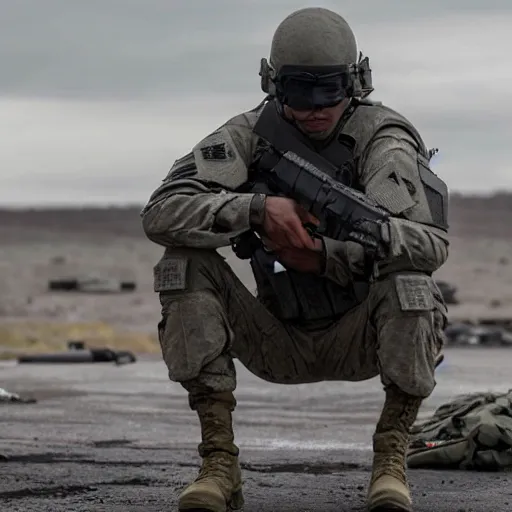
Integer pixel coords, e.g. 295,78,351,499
200,142,234,161
192,127,250,190
366,171,417,215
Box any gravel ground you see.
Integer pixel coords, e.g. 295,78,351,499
1,347,511,512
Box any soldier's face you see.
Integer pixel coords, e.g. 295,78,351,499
283,99,349,135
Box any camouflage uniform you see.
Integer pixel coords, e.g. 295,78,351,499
142,7,449,512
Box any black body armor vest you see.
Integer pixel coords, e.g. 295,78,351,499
235,101,370,326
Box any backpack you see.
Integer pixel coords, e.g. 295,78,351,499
406,390,512,471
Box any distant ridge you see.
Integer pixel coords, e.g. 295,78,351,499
0,193,511,238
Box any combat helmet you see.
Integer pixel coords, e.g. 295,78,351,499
260,7,373,111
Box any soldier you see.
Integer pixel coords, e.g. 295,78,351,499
141,7,449,512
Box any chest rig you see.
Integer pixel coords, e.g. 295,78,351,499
235,101,370,326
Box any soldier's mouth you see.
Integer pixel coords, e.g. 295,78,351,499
301,119,332,131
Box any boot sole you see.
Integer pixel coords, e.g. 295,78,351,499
179,488,244,512
179,506,243,512
369,507,411,512
178,507,243,512
369,501,412,512
368,486,412,512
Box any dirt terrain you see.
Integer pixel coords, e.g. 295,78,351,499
1,193,512,351
1,350,511,512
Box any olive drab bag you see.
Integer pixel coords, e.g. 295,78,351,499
406,390,512,471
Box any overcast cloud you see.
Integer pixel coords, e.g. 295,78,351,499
1,0,511,206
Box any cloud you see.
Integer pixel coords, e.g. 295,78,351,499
0,0,511,205
0,95,257,206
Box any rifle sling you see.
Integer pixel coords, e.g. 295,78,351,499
253,101,354,181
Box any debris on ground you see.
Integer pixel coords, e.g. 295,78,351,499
0,387,37,404
17,341,137,365
48,276,136,293
444,320,512,347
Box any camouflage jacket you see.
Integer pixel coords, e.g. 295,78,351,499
141,98,449,284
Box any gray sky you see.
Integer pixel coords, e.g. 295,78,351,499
1,0,511,206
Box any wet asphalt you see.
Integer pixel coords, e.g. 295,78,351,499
1,347,511,512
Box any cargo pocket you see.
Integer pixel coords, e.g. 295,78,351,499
394,274,435,312
377,273,439,396
158,291,232,382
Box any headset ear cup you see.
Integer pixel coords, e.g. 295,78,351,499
357,55,374,98
259,58,276,96
259,58,270,93
345,54,374,99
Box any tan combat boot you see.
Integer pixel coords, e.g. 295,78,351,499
367,385,422,512
178,391,244,512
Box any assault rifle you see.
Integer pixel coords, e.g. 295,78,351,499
231,150,390,260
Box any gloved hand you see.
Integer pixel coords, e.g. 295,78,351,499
347,218,390,260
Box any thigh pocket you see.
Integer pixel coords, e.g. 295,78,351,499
158,291,232,382
393,273,447,348
394,274,435,312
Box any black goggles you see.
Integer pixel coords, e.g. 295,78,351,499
274,66,350,111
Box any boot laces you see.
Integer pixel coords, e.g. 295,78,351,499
372,430,408,484
372,452,406,483
197,451,234,482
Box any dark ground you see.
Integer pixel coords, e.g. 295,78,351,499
1,348,511,512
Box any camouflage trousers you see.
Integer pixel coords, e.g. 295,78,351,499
155,248,447,398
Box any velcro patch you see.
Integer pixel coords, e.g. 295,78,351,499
200,143,233,161
153,258,188,292
394,274,434,311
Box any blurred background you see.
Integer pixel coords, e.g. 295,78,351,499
1,0,511,205
1,0,512,354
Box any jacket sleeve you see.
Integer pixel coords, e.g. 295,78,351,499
141,114,258,249
319,125,449,284
360,125,449,275
318,237,367,287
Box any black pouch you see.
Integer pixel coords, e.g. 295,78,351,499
250,248,364,322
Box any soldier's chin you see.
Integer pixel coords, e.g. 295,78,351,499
299,123,334,140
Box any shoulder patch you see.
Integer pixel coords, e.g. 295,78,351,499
200,142,234,161
191,118,252,190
